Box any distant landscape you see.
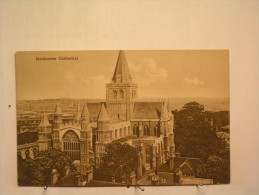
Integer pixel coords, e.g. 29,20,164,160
17,97,229,113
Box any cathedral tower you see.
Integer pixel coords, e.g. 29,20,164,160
106,51,138,120
52,103,62,150
97,103,111,136
80,103,93,181
95,104,111,167
38,112,52,151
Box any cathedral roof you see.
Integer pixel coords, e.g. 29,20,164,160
112,50,133,83
97,104,110,122
87,103,102,121
132,102,163,119
38,112,51,127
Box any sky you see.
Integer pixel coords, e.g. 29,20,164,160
15,50,229,100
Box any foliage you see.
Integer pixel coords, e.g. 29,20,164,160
94,142,138,183
18,155,45,186
204,110,230,132
18,148,76,186
174,102,222,161
173,101,230,183
173,102,230,183
196,154,230,184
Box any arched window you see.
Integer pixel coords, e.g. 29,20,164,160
144,125,149,136
133,125,138,136
119,90,124,99
33,148,38,158
25,149,30,159
120,128,122,137
115,129,118,139
128,126,131,135
124,127,126,136
113,90,117,99
154,125,158,137
62,130,80,160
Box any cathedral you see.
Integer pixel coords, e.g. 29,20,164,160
17,51,177,185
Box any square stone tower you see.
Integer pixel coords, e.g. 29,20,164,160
106,51,138,120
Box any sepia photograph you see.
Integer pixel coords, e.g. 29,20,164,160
16,50,230,186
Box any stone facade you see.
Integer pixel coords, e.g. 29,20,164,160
17,50,175,184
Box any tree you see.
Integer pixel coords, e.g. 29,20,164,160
196,154,230,184
95,142,138,183
204,110,230,132
18,155,45,186
174,102,230,183
181,102,205,115
174,102,222,161
18,148,76,186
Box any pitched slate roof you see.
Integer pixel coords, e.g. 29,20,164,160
38,113,51,127
112,51,132,83
184,158,203,170
97,104,110,122
157,157,202,173
132,102,162,119
87,103,102,121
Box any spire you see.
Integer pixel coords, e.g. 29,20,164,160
39,112,51,127
97,104,110,122
54,103,62,115
75,104,81,121
161,101,168,119
81,103,90,121
112,50,132,83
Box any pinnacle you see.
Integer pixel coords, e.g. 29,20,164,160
112,50,132,83
97,104,110,122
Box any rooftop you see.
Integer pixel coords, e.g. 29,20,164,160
132,102,162,119
158,157,202,173
112,50,132,84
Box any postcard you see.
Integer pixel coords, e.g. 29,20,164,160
16,50,230,186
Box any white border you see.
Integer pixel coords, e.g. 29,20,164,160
0,1,259,195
